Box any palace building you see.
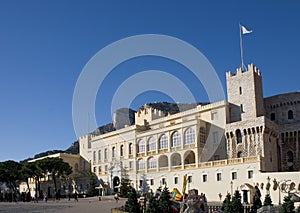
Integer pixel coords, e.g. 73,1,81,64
79,64,300,204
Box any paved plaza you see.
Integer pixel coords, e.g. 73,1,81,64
0,196,126,213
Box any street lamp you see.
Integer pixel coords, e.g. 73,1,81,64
230,181,233,195
277,179,291,205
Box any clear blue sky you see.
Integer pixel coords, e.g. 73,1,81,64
0,0,299,162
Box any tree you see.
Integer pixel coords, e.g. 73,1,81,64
125,187,140,213
263,194,273,206
87,172,98,197
37,157,72,198
158,186,171,213
139,174,149,195
280,195,295,213
221,193,232,213
231,190,243,213
119,175,132,198
146,192,159,213
0,160,22,201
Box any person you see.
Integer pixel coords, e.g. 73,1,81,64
74,191,78,202
114,193,119,203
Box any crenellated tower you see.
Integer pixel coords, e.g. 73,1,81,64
226,64,265,122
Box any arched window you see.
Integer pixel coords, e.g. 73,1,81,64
237,151,243,158
138,159,145,170
184,128,195,145
138,139,146,153
236,129,242,144
129,143,133,155
98,150,101,162
112,147,116,158
270,113,275,121
287,151,293,162
159,134,168,149
172,131,181,147
148,137,156,151
120,145,124,157
104,148,108,160
288,110,294,119
148,157,157,169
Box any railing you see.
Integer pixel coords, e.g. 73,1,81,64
159,166,168,171
158,149,168,154
184,163,196,169
171,165,182,171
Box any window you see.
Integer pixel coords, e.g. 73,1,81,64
248,170,253,179
159,134,168,149
104,148,108,160
112,147,116,158
120,145,124,156
129,161,133,169
202,174,207,182
270,113,275,121
199,127,206,144
237,151,243,158
98,166,101,174
287,151,294,162
288,110,294,119
211,112,218,120
232,172,237,180
93,151,96,162
150,179,154,186
98,150,101,162
138,139,146,153
188,176,192,183
138,159,145,170
172,131,181,147
236,129,242,144
139,180,143,188
105,165,108,172
213,131,219,144
217,173,222,181
174,177,178,184
148,137,156,151
240,104,244,113
162,178,166,185
93,166,96,173
129,143,133,155
184,128,195,145
148,157,157,169
239,86,242,95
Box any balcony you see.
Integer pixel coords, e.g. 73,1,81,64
184,163,196,169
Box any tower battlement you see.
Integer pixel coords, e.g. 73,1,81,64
226,63,261,78
135,105,164,125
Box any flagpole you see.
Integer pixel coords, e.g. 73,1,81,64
239,24,245,71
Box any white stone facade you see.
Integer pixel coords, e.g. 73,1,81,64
79,63,300,204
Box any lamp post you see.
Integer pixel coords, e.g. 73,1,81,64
230,181,233,196
277,179,291,205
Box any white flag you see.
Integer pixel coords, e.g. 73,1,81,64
241,25,252,34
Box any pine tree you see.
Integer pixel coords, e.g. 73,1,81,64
221,193,232,213
139,174,150,195
263,194,273,206
280,195,295,213
87,173,98,197
125,187,141,213
119,175,132,198
158,186,171,213
231,190,243,213
146,192,159,213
